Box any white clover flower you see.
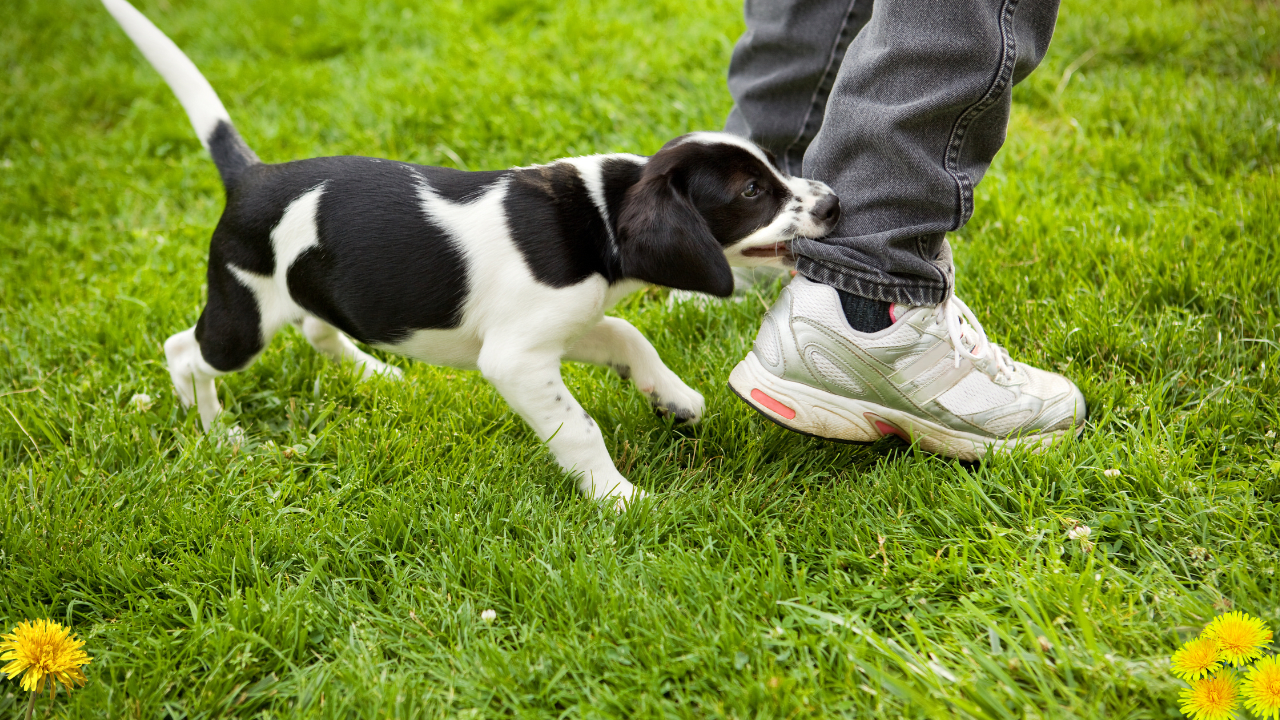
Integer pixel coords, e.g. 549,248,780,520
130,393,153,412
1067,525,1092,540
481,609,496,623
1103,468,1121,478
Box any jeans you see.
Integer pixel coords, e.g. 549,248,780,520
725,0,1061,306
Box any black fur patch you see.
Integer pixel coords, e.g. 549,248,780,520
196,242,264,372
673,142,790,244
505,163,621,287
601,157,645,237
192,156,508,350
207,120,260,189
285,158,505,343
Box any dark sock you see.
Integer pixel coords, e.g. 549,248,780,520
835,288,892,333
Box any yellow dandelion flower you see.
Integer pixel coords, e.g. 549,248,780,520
1203,612,1273,667
1179,674,1240,720
0,619,92,696
1172,637,1223,681
1245,655,1280,720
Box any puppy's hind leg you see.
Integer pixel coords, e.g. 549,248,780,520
301,316,402,380
166,260,271,430
566,316,705,423
164,326,226,429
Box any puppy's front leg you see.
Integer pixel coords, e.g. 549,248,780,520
477,340,644,510
565,317,705,423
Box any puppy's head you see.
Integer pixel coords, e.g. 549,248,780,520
616,132,839,297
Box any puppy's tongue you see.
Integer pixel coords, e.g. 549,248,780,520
740,242,791,258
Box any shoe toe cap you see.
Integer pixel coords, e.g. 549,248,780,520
1037,375,1087,433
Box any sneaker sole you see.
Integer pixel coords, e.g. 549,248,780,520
728,351,1078,461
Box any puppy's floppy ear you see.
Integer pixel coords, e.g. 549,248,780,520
615,168,734,297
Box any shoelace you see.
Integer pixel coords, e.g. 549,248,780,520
936,295,1012,376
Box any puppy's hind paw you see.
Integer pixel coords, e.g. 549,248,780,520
222,424,247,449
376,364,405,381
358,360,404,381
205,423,246,449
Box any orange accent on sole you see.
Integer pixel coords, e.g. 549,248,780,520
870,416,911,442
750,388,796,420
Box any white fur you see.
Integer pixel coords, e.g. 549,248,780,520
389,172,698,507
680,131,772,163
101,0,231,148
302,317,401,380
226,184,323,339
164,327,226,428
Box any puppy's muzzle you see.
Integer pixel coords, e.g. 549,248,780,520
811,193,841,233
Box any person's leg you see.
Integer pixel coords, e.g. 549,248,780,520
791,0,1062,308
726,0,1087,458
723,0,872,294
725,0,871,177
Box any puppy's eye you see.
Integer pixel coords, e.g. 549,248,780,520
742,182,760,198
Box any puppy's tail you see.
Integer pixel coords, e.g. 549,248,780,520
102,0,260,188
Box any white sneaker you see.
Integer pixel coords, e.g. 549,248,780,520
728,276,1086,460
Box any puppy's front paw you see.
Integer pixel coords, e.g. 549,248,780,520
612,485,649,513
580,470,646,511
647,375,705,425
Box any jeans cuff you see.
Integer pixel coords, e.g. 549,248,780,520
794,256,951,306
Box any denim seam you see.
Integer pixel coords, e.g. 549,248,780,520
780,0,861,176
942,0,1020,228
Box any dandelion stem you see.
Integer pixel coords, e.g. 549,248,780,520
24,691,37,720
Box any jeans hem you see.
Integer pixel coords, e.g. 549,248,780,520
796,257,950,307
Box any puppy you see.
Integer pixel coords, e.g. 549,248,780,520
102,0,840,508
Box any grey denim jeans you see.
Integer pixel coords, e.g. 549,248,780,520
725,0,1060,306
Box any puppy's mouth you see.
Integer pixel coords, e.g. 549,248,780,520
739,241,793,260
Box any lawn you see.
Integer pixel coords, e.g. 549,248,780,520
2,0,1278,717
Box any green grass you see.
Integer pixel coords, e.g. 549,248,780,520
2,0,1278,716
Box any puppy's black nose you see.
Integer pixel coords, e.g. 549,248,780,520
812,194,841,226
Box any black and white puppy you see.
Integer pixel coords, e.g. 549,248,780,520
103,0,839,508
